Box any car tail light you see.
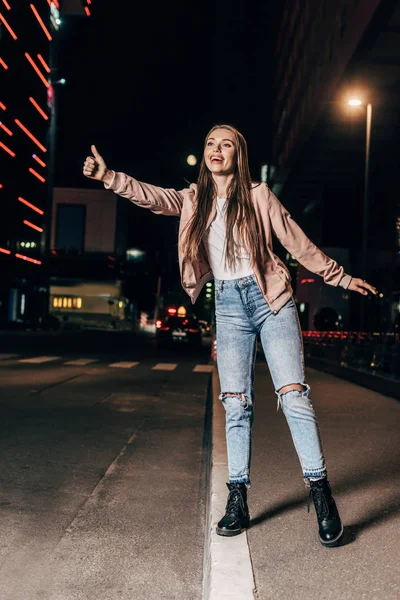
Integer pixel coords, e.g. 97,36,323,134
188,328,200,333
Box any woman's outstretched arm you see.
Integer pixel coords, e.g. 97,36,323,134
267,186,377,297
82,145,184,216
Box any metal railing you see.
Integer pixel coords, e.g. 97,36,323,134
302,331,400,381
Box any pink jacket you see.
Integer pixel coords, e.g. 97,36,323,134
105,172,351,313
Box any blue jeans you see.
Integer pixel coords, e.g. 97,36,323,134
215,274,326,485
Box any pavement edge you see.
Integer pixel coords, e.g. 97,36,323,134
202,366,256,600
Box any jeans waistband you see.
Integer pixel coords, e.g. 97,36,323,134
214,274,256,290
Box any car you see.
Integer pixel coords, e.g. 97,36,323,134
198,319,212,337
155,314,202,348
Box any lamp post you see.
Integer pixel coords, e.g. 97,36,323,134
348,98,372,332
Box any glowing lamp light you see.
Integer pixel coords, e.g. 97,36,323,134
348,99,362,106
167,307,177,315
187,154,197,166
177,306,186,317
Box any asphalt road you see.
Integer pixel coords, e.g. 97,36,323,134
0,331,213,600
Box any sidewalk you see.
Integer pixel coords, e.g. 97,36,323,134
206,363,400,600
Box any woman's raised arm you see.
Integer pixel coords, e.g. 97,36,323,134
83,145,184,216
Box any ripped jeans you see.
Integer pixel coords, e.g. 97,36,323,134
215,274,326,485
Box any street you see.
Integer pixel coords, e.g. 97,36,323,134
0,332,212,600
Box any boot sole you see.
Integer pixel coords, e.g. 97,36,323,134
319,525,344,548
216,518,250,537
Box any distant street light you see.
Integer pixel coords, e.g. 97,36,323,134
187,154,197,166
348,98,372,331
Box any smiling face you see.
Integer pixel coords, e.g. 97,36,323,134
204,128,237,175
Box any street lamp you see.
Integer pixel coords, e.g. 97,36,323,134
348,98,372,331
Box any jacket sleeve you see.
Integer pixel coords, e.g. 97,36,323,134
104,171,185,216
267,186,352,289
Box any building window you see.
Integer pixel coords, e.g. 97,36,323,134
55,204,86,252
53,297,83,309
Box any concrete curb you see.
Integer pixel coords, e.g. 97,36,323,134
202,367,256,600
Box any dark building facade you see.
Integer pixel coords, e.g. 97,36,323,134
269,0,400,331
0,0,92,327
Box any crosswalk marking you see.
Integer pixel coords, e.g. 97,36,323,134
109,361,140,369
19,356,61,364
64,358,100,366
152,363,177,371
0,354,19,360
193,364,214,373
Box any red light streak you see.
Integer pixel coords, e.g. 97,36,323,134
0,122,12,136
0,141,15,156
52,0,60,8
29,167,46,183
15,253,42,265
30,4,52,41
15,119,47,152
23,220,43,233
87,0,92,4
32,154,46,168
0,12,17,39
0,102,6,110
25,53,49,88
29,96,48,120
0,247,11,255
0,57,9,70
37,53,50,73
0,184,2,188
84,6,91,16
18,196,44,215
1,0,11,10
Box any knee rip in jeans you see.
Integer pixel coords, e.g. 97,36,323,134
219,392,248,409
275,383,310,411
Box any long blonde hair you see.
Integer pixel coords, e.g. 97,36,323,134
180,124,265,274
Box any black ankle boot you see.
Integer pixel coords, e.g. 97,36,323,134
308,478,344,547
216,482,250,537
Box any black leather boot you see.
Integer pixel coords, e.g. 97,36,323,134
216,482,250,537
308,478,344,547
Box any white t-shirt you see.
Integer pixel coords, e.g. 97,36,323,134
203,197,254,280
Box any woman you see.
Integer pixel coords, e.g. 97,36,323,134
83,124,377,547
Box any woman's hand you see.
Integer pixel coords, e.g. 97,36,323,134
348,277,378,296
83,145,113,185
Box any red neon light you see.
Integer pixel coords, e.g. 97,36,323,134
0,184,3,188
0,102,6,110
25,53,49,88
0,141,15,156
29,96,48,120
29,167,46,183
18,196,44,215
0,122,12,136
0,12,18,40
84,6,91,16
0,58,9,70
37,53,50,73
15,253,42,265
87,0,92,4
0,247,11,255
30,4,52,41
23,220,43,233
32,154,46,168
2,0,11,10
300,278,315,284
15,119,47,152
52,0,60,8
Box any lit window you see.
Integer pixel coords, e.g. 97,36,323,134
67,298,72,308
62,297,68,308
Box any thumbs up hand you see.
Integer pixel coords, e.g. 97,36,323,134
83,145,113,184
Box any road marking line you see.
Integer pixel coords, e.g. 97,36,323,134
152,363,177,371
109,361,140,369
193,364,214,373
0,353,19,360
204,368,255,600
64,358,100,366
19,356,61,364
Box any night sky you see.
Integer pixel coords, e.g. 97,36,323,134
54,0,280,251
